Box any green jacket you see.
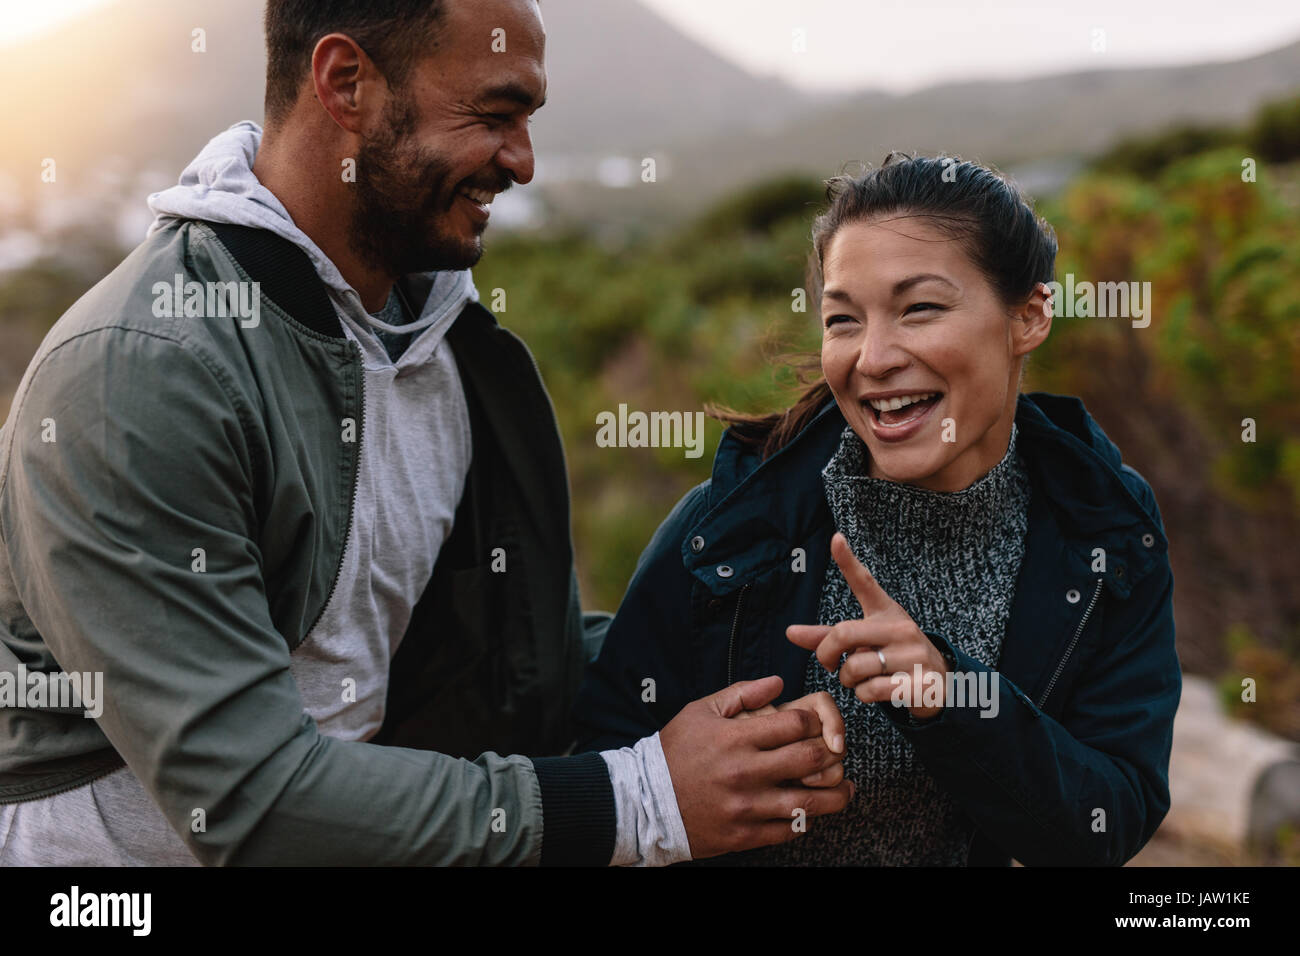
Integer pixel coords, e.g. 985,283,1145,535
0,219,615,865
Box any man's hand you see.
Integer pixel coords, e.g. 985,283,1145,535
735,691,845,787
787,532,951,720
659,676,853,860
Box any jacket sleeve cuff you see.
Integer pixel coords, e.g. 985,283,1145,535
530,752,617,866
879,630,965,732
880,630,1043,736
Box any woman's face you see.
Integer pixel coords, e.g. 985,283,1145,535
820,216,1049,492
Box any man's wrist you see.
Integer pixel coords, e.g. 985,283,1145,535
600,732,692,867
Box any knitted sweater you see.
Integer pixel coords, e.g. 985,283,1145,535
750,422,1032,866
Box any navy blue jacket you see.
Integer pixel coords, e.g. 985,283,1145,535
574,392,1181,866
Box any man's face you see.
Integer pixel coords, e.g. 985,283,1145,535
351,0,546,276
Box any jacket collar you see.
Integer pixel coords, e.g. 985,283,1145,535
206,221,344,338
683,392,1167,598
205,220,573,563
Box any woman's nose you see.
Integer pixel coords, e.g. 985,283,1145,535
854,326,906,379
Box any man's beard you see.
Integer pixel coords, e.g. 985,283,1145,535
351,98,498,276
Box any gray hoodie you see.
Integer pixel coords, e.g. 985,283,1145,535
148,121,476,746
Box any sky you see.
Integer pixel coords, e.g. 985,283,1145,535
638,0,1300,93
0,0,107,46
3,0,1299,93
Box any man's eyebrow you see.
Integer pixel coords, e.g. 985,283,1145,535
479,82,546,111
892,273,958,296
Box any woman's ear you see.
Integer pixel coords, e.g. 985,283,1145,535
1011,282,1053,358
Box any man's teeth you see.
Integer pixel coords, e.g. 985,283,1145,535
867,392,938,412
460,188,495,205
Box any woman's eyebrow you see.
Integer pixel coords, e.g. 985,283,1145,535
822,274,957,307
892,273,959,296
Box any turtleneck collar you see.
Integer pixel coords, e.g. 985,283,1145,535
822,422,1028,540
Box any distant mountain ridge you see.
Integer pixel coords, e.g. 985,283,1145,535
1,0,1297,235
546,36,1300,230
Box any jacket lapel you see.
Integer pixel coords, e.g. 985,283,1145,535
997,482,1097,706
446,303,572,560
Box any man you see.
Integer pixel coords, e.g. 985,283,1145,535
0,0,850,865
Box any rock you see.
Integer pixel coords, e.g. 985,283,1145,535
1162,674,1299,857
1247,759,1300,863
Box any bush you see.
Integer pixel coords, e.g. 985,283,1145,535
1249,95,1300,163
1091,124,1240,178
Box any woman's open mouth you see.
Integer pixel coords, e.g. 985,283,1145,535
863,391,943,442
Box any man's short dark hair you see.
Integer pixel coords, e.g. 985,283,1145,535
264,0,446,124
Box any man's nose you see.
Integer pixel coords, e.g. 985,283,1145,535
498,121,536,186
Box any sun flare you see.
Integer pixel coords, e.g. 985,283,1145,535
0,0,113,48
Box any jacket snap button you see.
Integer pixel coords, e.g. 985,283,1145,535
690,535,705,553
1066,589,1081,604
717,565,734,579
1141,533,1155,548
1116,566,1125,578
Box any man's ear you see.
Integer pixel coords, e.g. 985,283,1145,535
310,33,384,135
1011,282,1053,359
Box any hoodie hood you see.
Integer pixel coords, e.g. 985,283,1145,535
147,121,478,353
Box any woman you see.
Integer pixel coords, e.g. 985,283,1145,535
573,153,1181,866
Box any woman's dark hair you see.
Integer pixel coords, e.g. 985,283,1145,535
264,1,447,125
709,151,1058,460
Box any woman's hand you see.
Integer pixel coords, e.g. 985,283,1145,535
786,532,951,721
736,690,846,787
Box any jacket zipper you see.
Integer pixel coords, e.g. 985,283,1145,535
726,584,752,686
1036,577,1103,708
301,341,366,645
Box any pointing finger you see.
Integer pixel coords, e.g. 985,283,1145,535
831,532,896,615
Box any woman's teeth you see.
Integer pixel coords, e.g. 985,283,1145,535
867,392,938,412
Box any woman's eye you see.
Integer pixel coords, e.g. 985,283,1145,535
824,314,853,328
904,302,943,315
